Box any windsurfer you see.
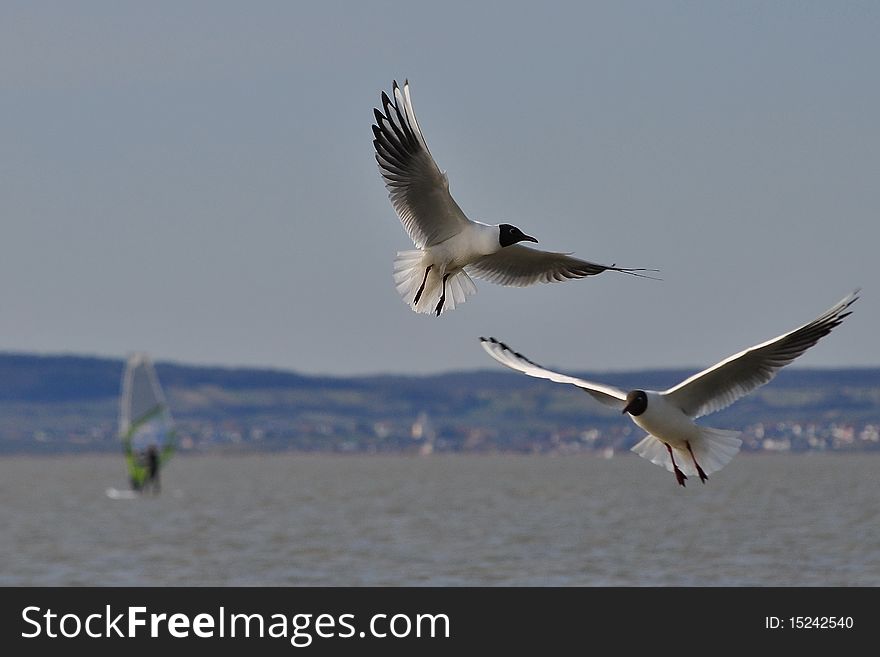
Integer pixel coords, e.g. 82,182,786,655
144,444,160,493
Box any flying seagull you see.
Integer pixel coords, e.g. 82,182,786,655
479,290,858,486
372,80,655,316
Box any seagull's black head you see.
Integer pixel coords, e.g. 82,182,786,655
498,223,538,248
622,390,648,416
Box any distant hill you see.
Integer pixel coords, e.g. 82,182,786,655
0,352,336,402
0,352,878,455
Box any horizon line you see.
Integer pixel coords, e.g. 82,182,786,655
1,348,878,380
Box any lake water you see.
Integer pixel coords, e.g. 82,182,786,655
1,453,877,586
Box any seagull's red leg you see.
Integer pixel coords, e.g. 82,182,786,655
665,443,687,487
435,273,450,316
686,441,708,484
414,265,433,305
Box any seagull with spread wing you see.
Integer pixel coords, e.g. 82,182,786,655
372,80,654,316
480,291,858,486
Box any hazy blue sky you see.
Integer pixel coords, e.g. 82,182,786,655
1,1,877,376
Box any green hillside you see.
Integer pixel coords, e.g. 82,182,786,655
1,352,877,455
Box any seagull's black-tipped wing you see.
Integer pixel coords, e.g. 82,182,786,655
479,337,628,410
467,246,657,287
664,290,859,418
373,80,469,248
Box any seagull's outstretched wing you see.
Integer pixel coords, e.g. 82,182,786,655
664,290,859,419
467,246,656,287
479,337,628,410
373,80,469,249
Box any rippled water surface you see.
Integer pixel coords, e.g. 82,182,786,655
1,453,877,586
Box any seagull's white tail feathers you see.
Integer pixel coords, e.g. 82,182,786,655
688,427,743,475
393,250,477,315
631,428,742,478
445,268,478,311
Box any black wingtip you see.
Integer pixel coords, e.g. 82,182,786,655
481,336,506,350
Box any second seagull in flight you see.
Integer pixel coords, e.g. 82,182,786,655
372,80,654,316
480,291,858,487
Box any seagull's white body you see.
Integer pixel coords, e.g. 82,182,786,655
626,391,742,481
480,291,858,486
392,223,502,314
424,221,501,273
373,80,653,316
631,391,702,444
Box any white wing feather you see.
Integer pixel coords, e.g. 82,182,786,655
664,291,859,418
479,337,627,410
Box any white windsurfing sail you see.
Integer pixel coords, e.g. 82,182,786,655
119,353,175,491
